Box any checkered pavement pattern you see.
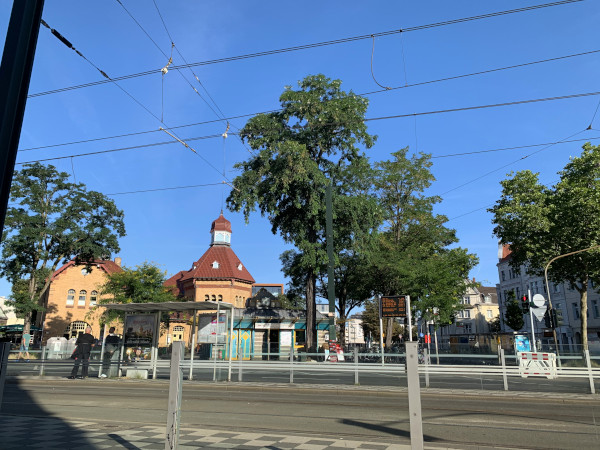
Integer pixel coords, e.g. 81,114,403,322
0,415,412,449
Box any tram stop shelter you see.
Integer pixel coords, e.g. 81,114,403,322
100,301,234,380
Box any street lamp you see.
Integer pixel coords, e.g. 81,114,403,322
544,243,600,354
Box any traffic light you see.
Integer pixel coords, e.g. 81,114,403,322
521,295,530,313
552,308,564,327
544,308,553,328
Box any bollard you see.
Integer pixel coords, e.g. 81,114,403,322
165,342,183,450
39,345,46,376
354,347,359,385
289,346,294,384
585,349,595,395
424,348,429,388
405,342,424,450
500,348,508,391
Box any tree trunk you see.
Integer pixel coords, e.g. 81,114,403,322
23,275,37,335
306,272,317,354
385,317,393,348
580,279,588,357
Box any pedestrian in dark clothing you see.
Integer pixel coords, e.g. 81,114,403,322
100,326,120,378
69,326,95,379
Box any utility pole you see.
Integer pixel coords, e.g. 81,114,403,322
326,183,336,341
0,0,45,237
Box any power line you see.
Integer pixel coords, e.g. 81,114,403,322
106,182,223,196
16,92,600,164
431,135,600,159
39,19,231,182
27,0,583,99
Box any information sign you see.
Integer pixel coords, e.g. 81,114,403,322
380,295,408,318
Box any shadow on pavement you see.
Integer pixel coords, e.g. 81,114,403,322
0,378,96,449
340,418,442,442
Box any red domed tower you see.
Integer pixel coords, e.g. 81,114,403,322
165,212,254,308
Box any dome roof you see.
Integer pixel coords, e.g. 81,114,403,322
210,211,232,233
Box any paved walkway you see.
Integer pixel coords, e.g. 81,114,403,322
0,414,422,449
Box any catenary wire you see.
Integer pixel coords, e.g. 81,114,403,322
16,95,600,165
106,182,223,196
39,19,231,182
27,0,583,98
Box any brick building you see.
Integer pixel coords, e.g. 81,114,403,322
40,258,123,343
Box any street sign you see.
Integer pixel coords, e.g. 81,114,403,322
532,294,546,308
533,307,546,321
380,295,408,318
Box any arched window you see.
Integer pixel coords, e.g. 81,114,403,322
78,290,87,306
204,294,210,301
66,289,75,306
90,291,98,306
65,320,90,339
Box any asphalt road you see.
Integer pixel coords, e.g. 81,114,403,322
2,378,600,449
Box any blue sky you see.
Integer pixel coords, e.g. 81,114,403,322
1,0,599,302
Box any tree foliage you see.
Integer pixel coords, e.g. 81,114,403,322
227,74,377,352
93,261,177,325
365,149,478,346
490,143,600,352
503,291,524,332
0,163,126,334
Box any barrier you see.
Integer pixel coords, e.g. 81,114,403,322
518,352,557,379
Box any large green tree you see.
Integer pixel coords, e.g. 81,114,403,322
93,261,177,325
0,163,126,335
227,74,377,353
503,291,524,332
490,143,600,353
367,149,478,347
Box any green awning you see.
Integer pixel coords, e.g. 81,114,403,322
0,324,42,332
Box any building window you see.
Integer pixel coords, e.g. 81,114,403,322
515,287,520,299
78,290,87,306
487,310,493,319
553,283,560,293
463,310,471,319
483,295,491,304
66,289,75,306
212,261,219,269
65,320,89,339
572,302,580,320
501,271,505,281
592,300,600,319
90,291,98,306
461,296,470,305
464,324,472,334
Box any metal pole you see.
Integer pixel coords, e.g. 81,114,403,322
354,346,359,385
99,323,107,378
407,295,413,342
500,348,508,391
326,183,336,341
434,327,439,365
424,348,429,388
0,0,45,236
165,341,183,450
39,345,45,376
228,307,234,381
405,341,424,450
528,288,536,352
289,344,294,384
585,349,595,394
379,317,385,366
0,343,10,407
189,312,197,381
213,303,220,382
152,313,160,379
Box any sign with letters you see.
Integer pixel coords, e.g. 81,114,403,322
380,295,409,318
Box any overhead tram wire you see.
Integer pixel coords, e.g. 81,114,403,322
38,19,231,182
19,57,600,153
15,92,600,165
114,0,227,123
27,0,584,99
106,182,223,196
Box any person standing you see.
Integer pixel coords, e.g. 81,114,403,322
100,327,120,378
69,326,95,379
18,332,31,361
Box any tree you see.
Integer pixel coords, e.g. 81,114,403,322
504,292,524,332
0,163,126,335
360,297,404,344
227,74,376,353
93,261,177,325
490,143,600,353
366,149,478,347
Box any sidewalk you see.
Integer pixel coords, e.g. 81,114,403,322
0,414,422,449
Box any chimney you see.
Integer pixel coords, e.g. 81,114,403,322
114,257,122,267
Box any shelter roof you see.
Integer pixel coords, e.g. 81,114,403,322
99,301,232,313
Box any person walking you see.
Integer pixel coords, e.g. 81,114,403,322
100,326,120,378
68,326,95,379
